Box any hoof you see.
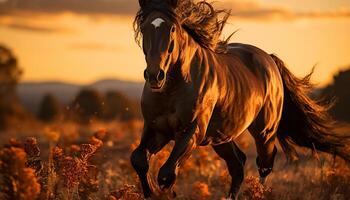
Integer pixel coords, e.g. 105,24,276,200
225,193,236,200
157,171,176,190
259,176,267,184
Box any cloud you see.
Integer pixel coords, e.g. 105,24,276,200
297,10,350,19
0,14,75,33
1,21,72,33
0,0,139,16
70,42,121,51
0,0,349,22
218,1,350,20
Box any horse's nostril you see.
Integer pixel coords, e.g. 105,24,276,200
157,70,165,81
143,69,149,81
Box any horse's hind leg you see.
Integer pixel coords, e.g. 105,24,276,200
249,122,278,183
253,134,277,183
212,141,246,199
248,96,281,183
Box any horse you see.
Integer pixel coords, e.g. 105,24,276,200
130,0,350,198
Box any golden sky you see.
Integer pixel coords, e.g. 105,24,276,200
0,0,349,86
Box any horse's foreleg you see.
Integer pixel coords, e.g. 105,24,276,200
131,127,169,198
212,141,246,199
130,146,152,197
157,122,197,190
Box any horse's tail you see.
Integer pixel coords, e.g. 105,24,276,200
270,54,350,163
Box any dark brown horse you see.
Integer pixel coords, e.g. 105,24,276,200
130,0,350,199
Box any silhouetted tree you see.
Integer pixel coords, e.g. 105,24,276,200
104,91,140,121
71,89,105,123
321,67,350,122
0,45,24,129
37,93,61,122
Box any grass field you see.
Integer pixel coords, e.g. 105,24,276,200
0,120,349,200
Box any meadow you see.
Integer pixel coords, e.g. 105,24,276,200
1,0,350,198
0,120,349,200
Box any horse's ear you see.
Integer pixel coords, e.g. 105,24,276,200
138,0,150,7
168,0,179,8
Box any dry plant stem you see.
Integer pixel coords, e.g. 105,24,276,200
47,143,56,199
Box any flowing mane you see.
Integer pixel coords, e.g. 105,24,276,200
134,0,232,52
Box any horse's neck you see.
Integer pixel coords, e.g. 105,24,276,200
179,34,241,101
180,33,216,82
179,32,210,82
179,31,243,98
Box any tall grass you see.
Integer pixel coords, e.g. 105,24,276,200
0,121,349,200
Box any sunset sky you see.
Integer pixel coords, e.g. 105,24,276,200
0,0,349,86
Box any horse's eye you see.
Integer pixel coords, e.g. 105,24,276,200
168,40,174,53
171,26,175,33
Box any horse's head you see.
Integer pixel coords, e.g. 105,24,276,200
137,0,181,92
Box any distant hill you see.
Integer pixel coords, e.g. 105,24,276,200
17,79,144,113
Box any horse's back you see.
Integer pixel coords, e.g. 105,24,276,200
226,43,280,79
225,43,283,94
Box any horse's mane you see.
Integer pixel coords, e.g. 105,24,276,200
134,0,232,53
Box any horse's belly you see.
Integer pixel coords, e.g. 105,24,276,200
204,106,257,145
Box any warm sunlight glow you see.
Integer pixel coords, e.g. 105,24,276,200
0,0,349,85
0,1,350,199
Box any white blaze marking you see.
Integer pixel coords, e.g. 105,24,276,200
151,18,165,28
228,46,239,49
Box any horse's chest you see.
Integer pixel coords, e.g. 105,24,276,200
148,112,180,133
142,87,193,133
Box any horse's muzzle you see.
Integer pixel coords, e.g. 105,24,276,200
144,69,166,90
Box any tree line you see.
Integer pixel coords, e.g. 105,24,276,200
1,44,349,130
37,89,141,123
0,45,140,129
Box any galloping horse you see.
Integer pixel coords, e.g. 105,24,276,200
130,0,350,198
